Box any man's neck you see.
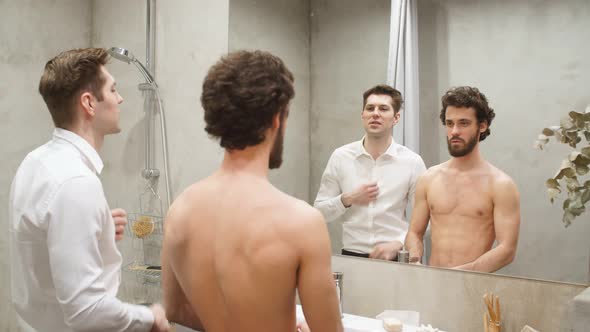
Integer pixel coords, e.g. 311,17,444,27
65,124,104,152
363,134,392,160
220,144,271,179
448,145,485,171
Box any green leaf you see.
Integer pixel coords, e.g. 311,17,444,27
570,151,590,167
555,160,576,179
547,188,560,202
569,111,585,121
576,164,589,175
561,116,575,130
563,198,571,210
569,151,582,161
546,178,560,189
582,146,590,157
581,188,590,204
570,206,586,216
563,211,574,227
565,176,580,191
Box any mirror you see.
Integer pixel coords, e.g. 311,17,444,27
229,0,590,284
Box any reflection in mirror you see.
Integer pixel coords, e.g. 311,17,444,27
230,0,590,284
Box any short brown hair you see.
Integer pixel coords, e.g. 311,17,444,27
440,86,496,141
201,50,295,150
362,84,404,113
38,48,109,128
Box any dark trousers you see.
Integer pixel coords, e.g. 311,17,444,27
341,249,398,261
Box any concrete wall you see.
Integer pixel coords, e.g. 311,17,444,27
1,0,229,329
333,255,587,332
417,0,590,284
92,0,230,303
309,0,391,253
0,1,93,329
229,0,311,201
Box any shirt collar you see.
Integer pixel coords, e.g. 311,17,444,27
354,136,399,159
53,128,104,174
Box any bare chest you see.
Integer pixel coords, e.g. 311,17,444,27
427,173,494,218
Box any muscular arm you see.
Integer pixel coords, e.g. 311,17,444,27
404,174,431,262
453,178,521,272
162,221,205,331
296,209,343,332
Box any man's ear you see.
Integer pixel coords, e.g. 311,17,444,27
393,110,401,124
479,120,488,133
271,112,281,130
80,91,95,116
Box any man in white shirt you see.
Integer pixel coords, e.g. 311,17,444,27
314,84,426,261
8,48,170,332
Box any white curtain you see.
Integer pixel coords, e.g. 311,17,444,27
387,0,420,153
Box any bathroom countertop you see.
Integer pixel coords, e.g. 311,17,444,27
296,305,420,332
173,306,421,332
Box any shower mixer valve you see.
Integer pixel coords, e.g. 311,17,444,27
142,168,160,179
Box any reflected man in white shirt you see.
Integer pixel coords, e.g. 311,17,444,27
314,84,426,261
8,48,169,332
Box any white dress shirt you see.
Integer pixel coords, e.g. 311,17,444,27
314,138,426,253
9,128,154,332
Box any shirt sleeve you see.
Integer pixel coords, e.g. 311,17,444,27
407,155,427,216
313,152,348,222
46,176,154,332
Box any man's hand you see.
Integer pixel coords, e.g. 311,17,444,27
369,241,403,261
111,208,127,242
341,182,379,207
150,304,171,332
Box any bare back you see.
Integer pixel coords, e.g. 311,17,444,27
162,171,342,332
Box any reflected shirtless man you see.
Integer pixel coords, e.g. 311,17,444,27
161,50,343,332
405,86,521,273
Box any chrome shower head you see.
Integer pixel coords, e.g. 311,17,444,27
108,47,134,64
108,46,155,84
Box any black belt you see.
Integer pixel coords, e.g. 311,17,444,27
341,249,369,258
341,249,398,261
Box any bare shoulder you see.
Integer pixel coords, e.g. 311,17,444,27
275,191,325,228
164,178,212,237
420,162,448,182
487,163,519,195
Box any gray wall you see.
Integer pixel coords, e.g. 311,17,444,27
1,0,230,329
310,0,392,253
93,0,230,303
229,0,311,202
418,0,590,283
0,1,93,329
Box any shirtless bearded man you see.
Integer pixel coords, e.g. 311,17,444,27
405,86,521,273
161,50,343,332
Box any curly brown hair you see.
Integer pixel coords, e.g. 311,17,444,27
201,50,295,150
38,48,109,129
440,86,496,141
362,84,403,113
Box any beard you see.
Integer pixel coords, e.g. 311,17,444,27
447,132,479,157
269,119,285,169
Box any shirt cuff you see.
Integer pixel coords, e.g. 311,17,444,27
133,304,155,332
335,194,348,211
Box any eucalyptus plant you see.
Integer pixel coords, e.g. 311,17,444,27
534,106,590,227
